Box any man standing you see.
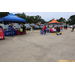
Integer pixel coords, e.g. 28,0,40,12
10,23,14,37
44,25,47,34
56,26,60,32
65,24,67,30
22,25,26,32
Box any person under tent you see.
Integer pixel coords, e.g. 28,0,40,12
56,26,60,32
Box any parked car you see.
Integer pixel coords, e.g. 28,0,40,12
30,24,35,28
25,24,31,30
39,24,44,26
34,25,40,29
68,25,73,28
39,25,44,29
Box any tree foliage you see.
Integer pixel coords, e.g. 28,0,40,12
56,17,66,23
0,12,75,25
15,13,46,24
0,12,10,19
67,15,75,25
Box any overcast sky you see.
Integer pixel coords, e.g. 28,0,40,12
10,12,75,21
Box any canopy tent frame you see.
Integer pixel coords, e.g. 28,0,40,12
0,13,26,23
0,13,26,29
48,19,62,25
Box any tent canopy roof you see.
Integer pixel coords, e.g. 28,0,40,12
0,13,26,23
48,19,60,23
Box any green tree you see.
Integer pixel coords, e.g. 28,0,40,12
40,19,46,24
26,16,30,23
15,12,26,19
0,12,10,19
15,12,27,24
15,13,21,17
20,12,26,19
34,15,41,21
56,17,66,23
67,15,75,25
15,12,46,24
29,16,35,23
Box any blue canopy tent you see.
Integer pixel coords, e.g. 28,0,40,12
0,13,26,36
0,13,26,23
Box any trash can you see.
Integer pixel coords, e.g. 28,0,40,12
0,26,5,40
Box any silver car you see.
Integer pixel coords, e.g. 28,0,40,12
68,25,73,28
34,25,40,29
39,25,44,29
25,24,31,30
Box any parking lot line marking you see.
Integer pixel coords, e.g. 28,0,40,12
35,33,38,35
36,34,38,35
13,35,20,40
34,31,39,35
13,37,17,40
59,60,75,62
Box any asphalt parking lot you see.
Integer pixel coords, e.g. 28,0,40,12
0,28,75,62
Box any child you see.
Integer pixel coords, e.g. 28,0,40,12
40,29,42,34
20,27,23,35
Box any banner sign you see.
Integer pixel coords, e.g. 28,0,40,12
0,27,5,39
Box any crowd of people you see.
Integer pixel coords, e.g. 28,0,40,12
40,25,62,35
1,23,75,37
40,24,75,35
9,23,26,36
